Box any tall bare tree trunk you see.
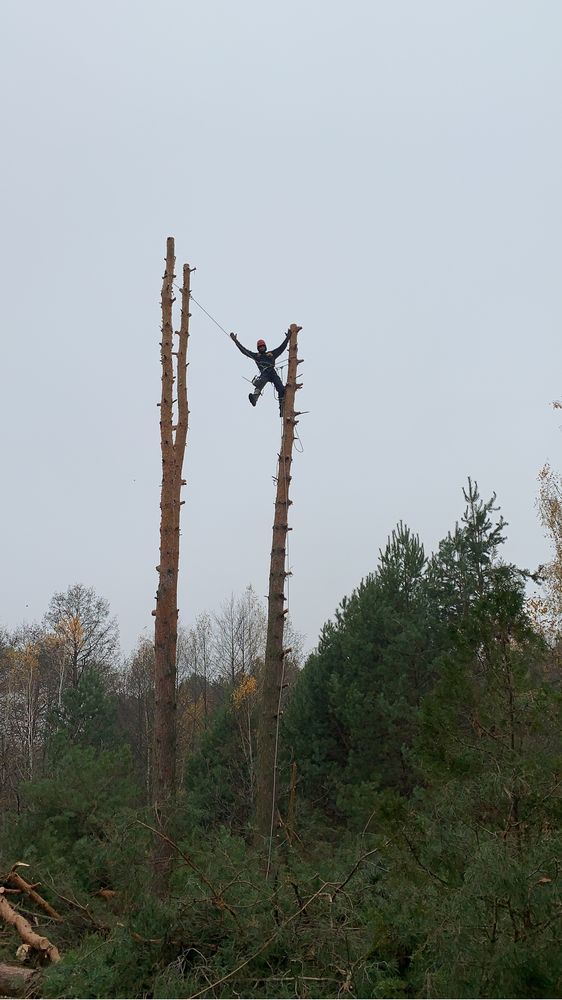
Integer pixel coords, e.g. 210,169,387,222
154,237,191,808
255,323,302,852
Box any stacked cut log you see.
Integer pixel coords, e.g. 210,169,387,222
0,962,40,998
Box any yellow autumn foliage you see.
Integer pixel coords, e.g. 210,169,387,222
232,673,257,708
6,643,40,681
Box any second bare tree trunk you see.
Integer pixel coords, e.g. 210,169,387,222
154,237,190,806
255,323,302,851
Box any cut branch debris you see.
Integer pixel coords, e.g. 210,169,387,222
0,892,61,963
6,872,62,922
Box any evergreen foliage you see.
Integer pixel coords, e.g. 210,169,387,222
283,522,444,822
183,702,254,830
2,483,561,998
39,829,382,999
357,485,562,998
1,673,140,892
48,669,120,756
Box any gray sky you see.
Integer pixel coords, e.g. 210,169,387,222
1,0,561,656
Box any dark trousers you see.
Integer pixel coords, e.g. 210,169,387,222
253,368,285,397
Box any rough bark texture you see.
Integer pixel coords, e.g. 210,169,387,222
0,963,40,998
255,323,302,847
154,238,191,805
0,894,60,963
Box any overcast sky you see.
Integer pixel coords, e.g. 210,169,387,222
1,0,561,656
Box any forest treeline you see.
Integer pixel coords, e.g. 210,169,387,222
1,474,562,999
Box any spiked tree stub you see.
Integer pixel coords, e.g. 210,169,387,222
154,237,190,804
255,323,302,848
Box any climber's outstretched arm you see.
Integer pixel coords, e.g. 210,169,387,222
230,332,255,359
271,330,291,360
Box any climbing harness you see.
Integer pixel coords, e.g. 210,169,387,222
186,287,288,414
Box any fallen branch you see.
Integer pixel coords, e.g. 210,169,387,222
6,872,62,922
46,884,103,928
0,892,60,963
137,820,243,931
131,931,164,945
401,829,450,888
95,888,118,901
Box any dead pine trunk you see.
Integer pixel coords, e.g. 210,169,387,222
255,323,302,857
153,238,191,862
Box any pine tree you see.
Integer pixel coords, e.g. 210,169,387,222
284,522,443,822
2,674,140,892
368,486,562,998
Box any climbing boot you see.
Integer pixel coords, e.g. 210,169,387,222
279,395,285,417
248,392,258,406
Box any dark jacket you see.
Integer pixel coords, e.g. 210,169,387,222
233,331,290,372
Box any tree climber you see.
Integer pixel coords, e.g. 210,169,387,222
230,329,290,415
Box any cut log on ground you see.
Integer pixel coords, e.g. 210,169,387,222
0,894,60,963
0,962,40,998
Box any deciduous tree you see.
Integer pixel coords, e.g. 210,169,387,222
45,583,118,693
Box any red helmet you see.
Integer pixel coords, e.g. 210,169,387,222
256,339,266,350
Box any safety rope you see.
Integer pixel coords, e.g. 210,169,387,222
184,286,290,396
190,294,232,338
172,281,232,339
